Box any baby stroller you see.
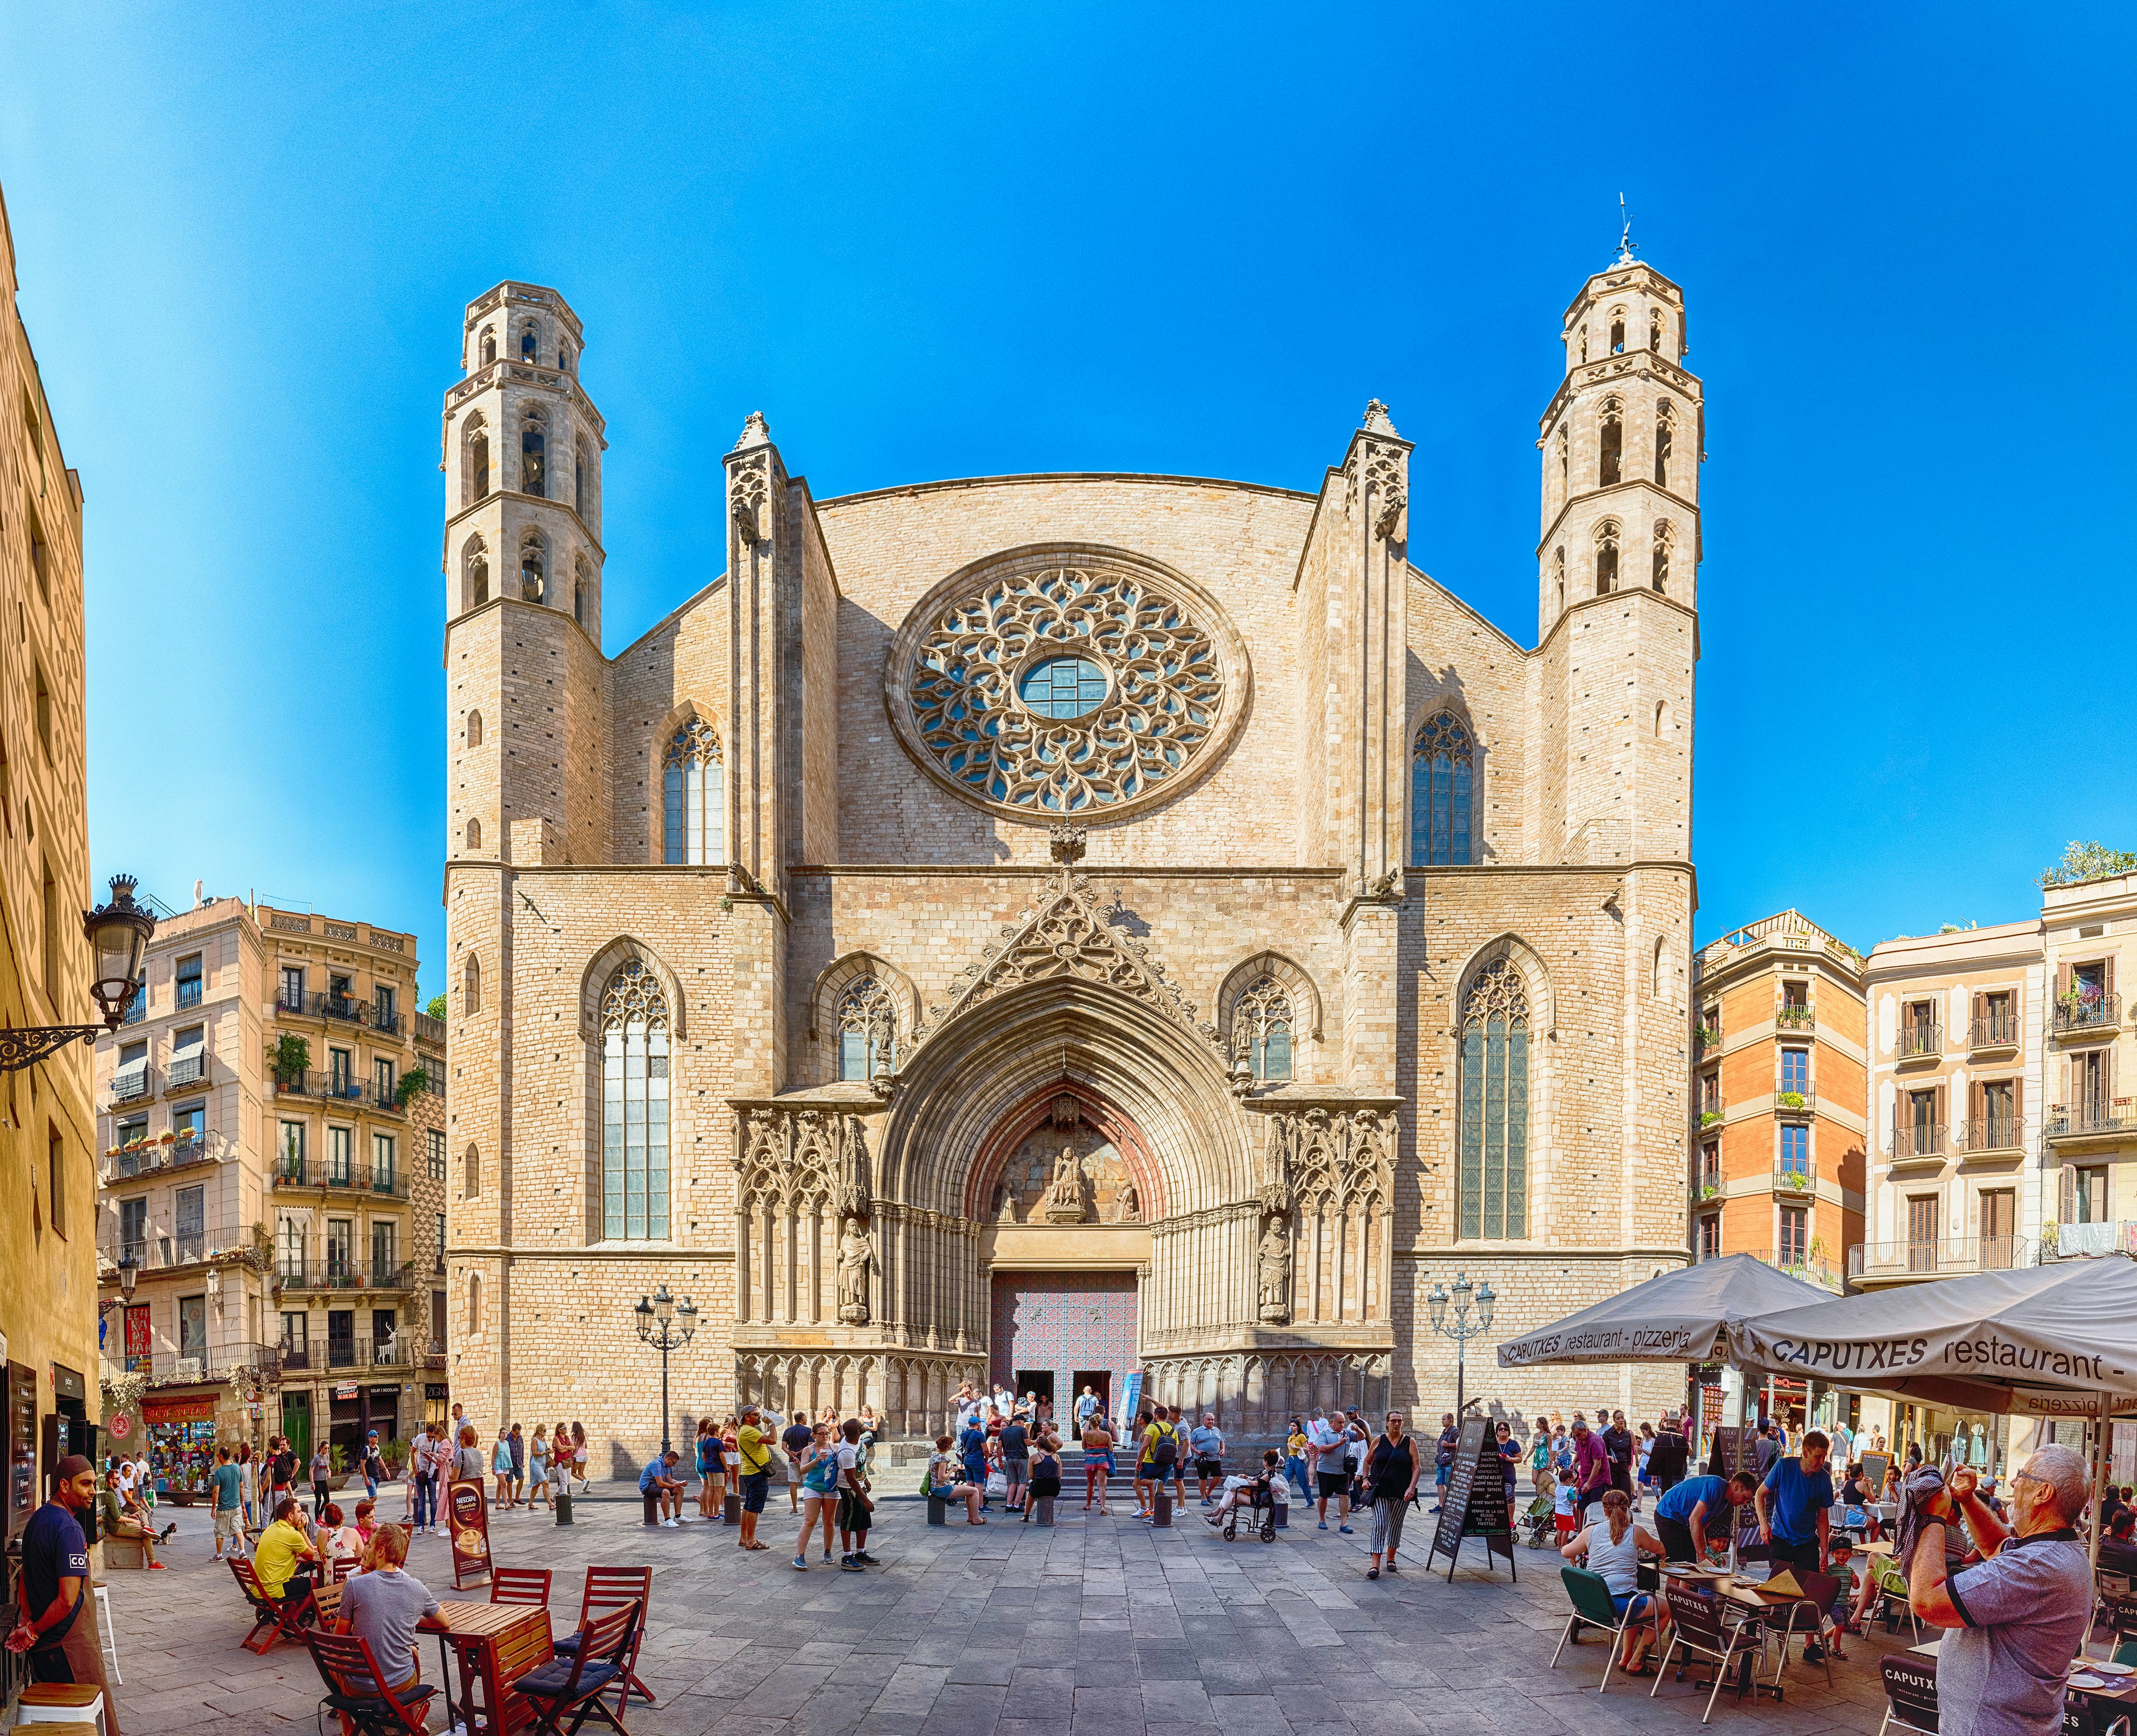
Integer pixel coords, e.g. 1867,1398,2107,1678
1521,1491,1557,1549
1220,1472,1279,1543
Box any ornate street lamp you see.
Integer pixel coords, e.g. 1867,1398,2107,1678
118,1254,140,1300
633,1283,698,1457
0,875,156,1072
1426,1270,1499,1422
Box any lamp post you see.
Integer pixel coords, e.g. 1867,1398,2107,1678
1425,1270,1499,1422
632,1284,698,1457
0,875,156,1071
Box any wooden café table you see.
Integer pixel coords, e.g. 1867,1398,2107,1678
420,1599,552,1736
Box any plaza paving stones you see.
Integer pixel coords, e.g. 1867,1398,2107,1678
95,1491,1910,1734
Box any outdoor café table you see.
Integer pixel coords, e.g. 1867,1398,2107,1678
420,1599,550,1736
1716,1575,1820,1700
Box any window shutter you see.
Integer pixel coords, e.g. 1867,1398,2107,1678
2057,960,2071,999
1971,992,1983,1036
1934,1083,1946,1132
2109,1044,2118,1106
2012,1076,2023,1132
1969,1080,1983,1136
2061,1163,2076,1222
2108,955,2118,1002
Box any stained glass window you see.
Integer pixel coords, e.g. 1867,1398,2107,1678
1459,958,1529,1240
600,961,670,1240
1410,713,1474,866
663,719,724,864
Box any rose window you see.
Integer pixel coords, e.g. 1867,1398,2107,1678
890,551,1243,818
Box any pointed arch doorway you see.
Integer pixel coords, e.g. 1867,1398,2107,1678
974,1084,1154,1426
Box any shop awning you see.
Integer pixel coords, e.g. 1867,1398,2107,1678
1496,1254,1833,1369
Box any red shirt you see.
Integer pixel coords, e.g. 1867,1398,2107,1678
1572,1429,1611,1493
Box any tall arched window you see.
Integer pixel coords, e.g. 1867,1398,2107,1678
1595,522,1619,595
1649,308,1665,355
519,324,538,363
466,709,482,748
560,342,573,373
662,719,725,864
1652,935,1670,999
1459,958,1530,1240
1557,426,1568,494
519,539,545,603
1599,398,1622,486
479,326,496,366
1652,521,1673,593
521,410,546,497
1410,712,1474,867
835,976,896,1081
1553,547,1565,615
1609,308,1626,353
1578,327,1589,364
574,440,590,518
466,1271,481,1335
464,537,489,610
468,427,490,501
600,960,671,1240
464,1142,480,1199
462,954,480,1014
573,556,589,628
1234,974,1294,1082
1655,402,1675,489
464,817,482,852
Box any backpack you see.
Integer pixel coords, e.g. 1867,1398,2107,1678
803,1452,841,1497
1151,1423,1179,1467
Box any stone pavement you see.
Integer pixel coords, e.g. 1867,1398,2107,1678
96,1487,1909,1735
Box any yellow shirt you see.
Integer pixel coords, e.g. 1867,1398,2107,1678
1287,1431,1307,1458
253,1519,311,1598
737,1424,769,1474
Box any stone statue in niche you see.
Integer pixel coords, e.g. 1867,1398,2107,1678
1043,1144,1088,1223
1257,1218,1292,1323
1114,1180,1139,1224
836,1219,873,1324
992,1181,1018,1224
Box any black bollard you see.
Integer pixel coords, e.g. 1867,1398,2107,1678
927,1494,949,1526
555,1491,573,1526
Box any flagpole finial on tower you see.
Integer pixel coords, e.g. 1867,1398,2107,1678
1615,193,1638,265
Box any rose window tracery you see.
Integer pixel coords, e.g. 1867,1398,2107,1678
892,553,1242,818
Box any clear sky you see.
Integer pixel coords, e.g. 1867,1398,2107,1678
3,3,2132,991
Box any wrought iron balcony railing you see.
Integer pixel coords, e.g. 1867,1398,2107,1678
1891,1120,1947,1160
2051,993,2119,1037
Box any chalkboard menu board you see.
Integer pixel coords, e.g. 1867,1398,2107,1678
1424,1416,1516,1582
1706,1425,1756,1479
7,1361,37,1538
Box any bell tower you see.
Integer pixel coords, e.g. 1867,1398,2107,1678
1536,248,1701,637
440,282,606,641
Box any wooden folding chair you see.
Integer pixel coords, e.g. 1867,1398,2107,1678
1877,1653,1938,1736
1652,1584,1764,1725
553,1567,654,1708
516,1603,639,1736
492,1566,554,1607
304,1629,438,1736
230,1556,322,1655
1548,1566,1648,1693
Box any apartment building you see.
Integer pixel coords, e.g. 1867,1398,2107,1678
1690,911,1867,1292
96,896,447,1489
1856,920,2045,1293
0,180,102,1589
2039,875,2137,1259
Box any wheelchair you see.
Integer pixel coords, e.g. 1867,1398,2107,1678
1220,1475,1279,1542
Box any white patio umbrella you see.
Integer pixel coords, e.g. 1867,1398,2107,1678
1727,1256,2137,1577
1497,1252,1834,1370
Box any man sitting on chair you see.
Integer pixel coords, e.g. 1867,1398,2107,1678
333,1524,439,1736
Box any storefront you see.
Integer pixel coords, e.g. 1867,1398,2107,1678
139,1390,222,1503
425,1382,448,1429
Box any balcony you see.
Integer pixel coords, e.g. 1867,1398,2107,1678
108,1065,156,1106
273,1071,403,1115
1772,1157,1816,1196
98,1221,250,1278
1697,1108,1724,1129
1890,1120,1947,1163
165,1051,210,1091
2044,1103,2137,1147
1775,1005,1816,1036
2045,1220,2137,1260
1968,1014,2021,1053
272,1259,417,1297
1774,1091,1814,1117
1961,1116,2025,1157
1765,1254,1840,1293
1849,1236,2030,1283
101,1340,282,1385
101,1131,221,1181
174,979,204,1010
270,1157,409,1199
310,1335,424,1372
121,990,147,1026
275,991,406,1039
2051,993,2119,1040
1897,1022,1943,1062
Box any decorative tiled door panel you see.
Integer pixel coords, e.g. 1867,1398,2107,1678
988,1271,1138,1411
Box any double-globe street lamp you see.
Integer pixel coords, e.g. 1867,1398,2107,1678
633,1284,698,1457
1,874,156,1072
1426,1270,1499,1422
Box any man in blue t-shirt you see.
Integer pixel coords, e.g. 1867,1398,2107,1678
6,1455,117,1734
210,1444,246,1559
639,1451,687,1527
1757,1428,1835,1587
1653,1469,1758,1562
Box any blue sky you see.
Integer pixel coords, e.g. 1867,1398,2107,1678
3,2,2132,990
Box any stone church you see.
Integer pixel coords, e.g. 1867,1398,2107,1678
441,252,1701,1463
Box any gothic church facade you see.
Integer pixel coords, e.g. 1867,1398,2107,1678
441,255,1702,1461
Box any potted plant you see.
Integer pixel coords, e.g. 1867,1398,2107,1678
273,1034,311,1086
1777,1090,1807,1111
1699,1109,1723,1128
1785,1170,1808,1192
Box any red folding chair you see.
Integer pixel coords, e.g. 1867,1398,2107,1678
552,1566,654,1708
303,1629,437,1736
491,1566,554,1606
516,1603,639,1736
230,1556,324,1655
